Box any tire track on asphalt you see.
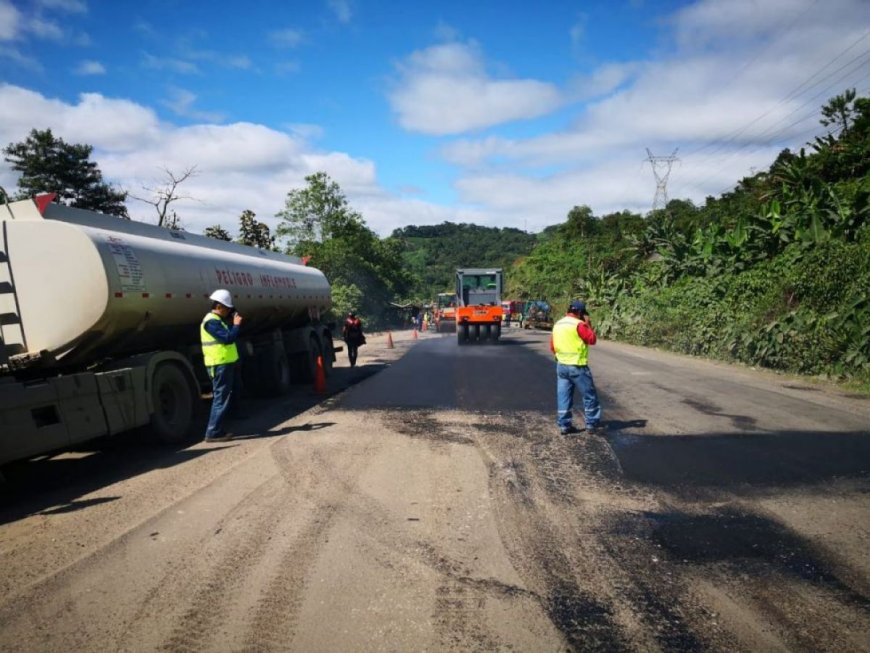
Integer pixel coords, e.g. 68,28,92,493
238,440,347,651
271,413,531,650
156,474,296,653
472,412,707,652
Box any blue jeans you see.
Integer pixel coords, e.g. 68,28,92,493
205,363,236,438
556,363,601,429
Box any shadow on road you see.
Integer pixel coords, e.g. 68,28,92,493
0,361,387,524
606,429,870,491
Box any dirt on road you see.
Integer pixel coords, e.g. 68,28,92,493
0,328,867,652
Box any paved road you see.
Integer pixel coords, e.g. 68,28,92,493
0,328,867,652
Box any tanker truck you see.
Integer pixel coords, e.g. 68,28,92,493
0,195,336,466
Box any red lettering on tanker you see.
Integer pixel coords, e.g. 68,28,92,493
259,274,297,289
213,267,296,290
214,268,255,287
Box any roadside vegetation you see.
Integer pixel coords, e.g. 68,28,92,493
3,91,867,382
509,90,870,385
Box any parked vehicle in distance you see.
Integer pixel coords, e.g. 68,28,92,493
523,300,554,330
434,292,457,333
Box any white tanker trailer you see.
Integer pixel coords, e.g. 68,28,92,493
0,195,337,465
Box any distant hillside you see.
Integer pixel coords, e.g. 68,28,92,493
391,222,537,299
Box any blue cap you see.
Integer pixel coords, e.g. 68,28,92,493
568,300,587,315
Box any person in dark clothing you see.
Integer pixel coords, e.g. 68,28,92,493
342,311,365,367
201,289,243,442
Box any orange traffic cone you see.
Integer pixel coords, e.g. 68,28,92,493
314,355,327,394
413,328,418,340
386,332,394,349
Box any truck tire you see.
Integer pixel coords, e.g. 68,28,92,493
492,323,501,342
321,335,334,377
259,343,292,396
149,362,195,443
457,324,468,345
297,334,322,383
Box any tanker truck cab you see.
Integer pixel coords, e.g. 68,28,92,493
0,196,337,466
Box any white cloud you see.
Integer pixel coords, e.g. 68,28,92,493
183,48,253,70
27,16,63,40
0,1,21,41
569,15,587,47
275,60,301,75
673,0,813,49
269,28,305,48
161,88,225,123
0,85,454,236
435,0,870,225
388,41,564,135
74,59,105,75
35,0,87,12
141,52,199,74
0,45,42,71
328,0,352,24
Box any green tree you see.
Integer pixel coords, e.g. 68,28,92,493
276,171,361,247
276,172,411,326
237,209,275,249
3,128,128,216
204,225,232,241
820,88,857,136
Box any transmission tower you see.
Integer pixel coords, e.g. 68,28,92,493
645,148,679,211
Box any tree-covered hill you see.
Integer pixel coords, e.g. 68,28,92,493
391,222,538,300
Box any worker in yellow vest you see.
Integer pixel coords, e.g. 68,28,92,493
550,300,603,435
201,289,243,442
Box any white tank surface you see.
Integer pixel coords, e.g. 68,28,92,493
0,197,331,369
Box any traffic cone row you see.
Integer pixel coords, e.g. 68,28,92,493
314,355,327,394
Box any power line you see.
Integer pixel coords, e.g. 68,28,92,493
672,59,870,200
684,63,870,195
684,26,870,161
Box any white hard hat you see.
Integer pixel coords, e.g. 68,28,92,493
209,289,234,308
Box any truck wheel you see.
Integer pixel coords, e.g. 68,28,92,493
150,363,194,443
492,323,501,342
457,325,467,345
260,343,292,396
473,324,481,342
299,334,322,382
321,336,335,376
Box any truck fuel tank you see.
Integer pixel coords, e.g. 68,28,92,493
0,198,331,369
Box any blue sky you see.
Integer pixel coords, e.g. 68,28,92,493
1,0,869,237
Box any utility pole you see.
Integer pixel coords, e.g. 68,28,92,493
645,148,679,212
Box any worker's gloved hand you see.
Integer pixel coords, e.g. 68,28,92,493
233,313,243,326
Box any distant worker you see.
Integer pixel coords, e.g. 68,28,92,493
550,300,603,436
343,311,365,367
201,289,242,442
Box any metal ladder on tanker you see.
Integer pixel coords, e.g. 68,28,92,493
0,221,26,369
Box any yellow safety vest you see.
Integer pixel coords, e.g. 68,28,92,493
552,315,588,366
201,313,239,366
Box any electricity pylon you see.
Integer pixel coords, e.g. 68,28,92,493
645,148,679,211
